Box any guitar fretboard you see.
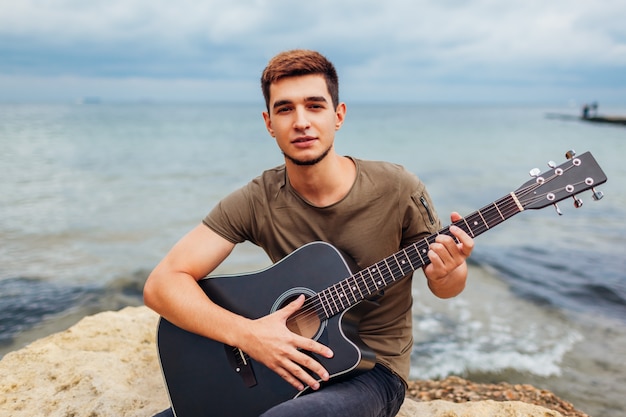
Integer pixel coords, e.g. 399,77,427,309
309,192,524,320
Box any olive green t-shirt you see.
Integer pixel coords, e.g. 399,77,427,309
203,157,441,383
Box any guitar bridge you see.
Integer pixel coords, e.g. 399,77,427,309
225,345,257,388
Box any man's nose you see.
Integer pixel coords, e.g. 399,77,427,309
293,107,311,130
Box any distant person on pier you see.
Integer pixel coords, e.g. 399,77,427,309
582,104,590,119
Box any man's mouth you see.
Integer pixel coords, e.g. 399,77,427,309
292,136,316,144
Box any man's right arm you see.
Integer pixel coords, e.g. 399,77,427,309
143,223,333,391
143,223,241,343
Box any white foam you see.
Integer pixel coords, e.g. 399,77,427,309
410,264,582,379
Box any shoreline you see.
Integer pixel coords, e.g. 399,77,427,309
0,306,588,417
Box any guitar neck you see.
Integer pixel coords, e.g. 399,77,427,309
310,192,524,320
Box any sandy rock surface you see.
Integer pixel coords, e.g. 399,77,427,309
0,306,168,417
0,306,581,417
406,376,588,417
398,399,563,417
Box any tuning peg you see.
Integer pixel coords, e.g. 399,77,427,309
573,196,583,208
553,203,563,215
565,150,576,160
548,161,556,168
592,188,604,201
529,168,541,177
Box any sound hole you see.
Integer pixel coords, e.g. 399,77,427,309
286,305,321,339
272,288,326,341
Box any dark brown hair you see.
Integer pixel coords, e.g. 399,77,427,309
261,49,339,110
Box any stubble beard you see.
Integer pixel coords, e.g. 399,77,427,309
283,144,333,166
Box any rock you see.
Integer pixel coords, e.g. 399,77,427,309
405,376,587,417
397,399,563,417
0,306,168,417
0,306,566,417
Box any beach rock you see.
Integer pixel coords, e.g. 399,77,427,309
0,306,168,417
397,399,563,417
0,306,564,417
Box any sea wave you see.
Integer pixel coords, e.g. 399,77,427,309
476,246,626,322
0,272,146,355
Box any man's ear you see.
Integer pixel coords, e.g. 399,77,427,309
335,102,347,130
262,111,275,137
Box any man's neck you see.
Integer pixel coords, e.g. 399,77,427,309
286,154,356,207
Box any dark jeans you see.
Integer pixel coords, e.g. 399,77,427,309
153,363,405,417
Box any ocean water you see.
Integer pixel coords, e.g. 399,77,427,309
1,102,625,416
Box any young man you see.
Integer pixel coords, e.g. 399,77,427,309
145,49,473,417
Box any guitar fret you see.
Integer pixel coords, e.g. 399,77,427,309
351,275,364,300
338,282,350,306
460,217,475,237
391,254,403,276
317,292,330,319
409,245,425,267
321,289,332,317
373,263,385,287
393,255,406,276
393,252,407,278
477,210,489,229
424,236,433,254
325,289,337,317
496,195,518,223
337,282,348,310
382,258,394,283
368,267,379,291
329,285,341,314
388,254,401,278
329,284,341,311
347,279,359,304
357,270,370,298
412,241,428,270
493,201,505,220
403,247,420,272
467,212,487,234
402,248,417,270
339,280,356,306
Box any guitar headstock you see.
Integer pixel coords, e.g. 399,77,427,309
515,150,607,213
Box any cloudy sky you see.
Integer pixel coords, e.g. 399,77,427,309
1,0,624,104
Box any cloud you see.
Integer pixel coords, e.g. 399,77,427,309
0,0,624,103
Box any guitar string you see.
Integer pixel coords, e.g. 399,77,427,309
232,173,576,361
291,184,534,323
286,163,582,328
213,162,588,400
235,162,589,362
285,195,519,329
232,162,592,365
287,179,554,329
286,173,565,329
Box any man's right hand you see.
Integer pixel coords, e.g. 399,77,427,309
237,294,334,391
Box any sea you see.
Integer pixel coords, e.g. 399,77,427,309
1,102,625,417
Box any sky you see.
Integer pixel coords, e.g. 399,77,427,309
0,0,625,104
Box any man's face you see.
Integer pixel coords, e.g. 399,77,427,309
262,74,345,166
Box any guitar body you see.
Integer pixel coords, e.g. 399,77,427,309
157,242,377,417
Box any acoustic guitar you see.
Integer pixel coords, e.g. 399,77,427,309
157,150,607,417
